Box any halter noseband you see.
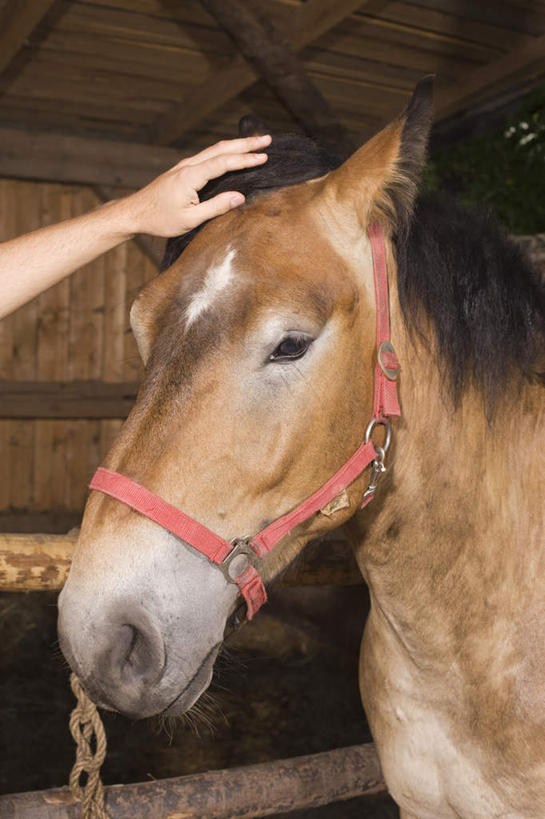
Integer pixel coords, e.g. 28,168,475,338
89,222,400,620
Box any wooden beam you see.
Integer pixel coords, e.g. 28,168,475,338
0,380,139,419
437,34,545,121
0,510,83,534
0,126,187,189
0,532,361,592
152,0,367,145
518,234,545,268
198,0,349,150
281,535,362,587
0,533,75,591
0,743,384,818
0,0,57,87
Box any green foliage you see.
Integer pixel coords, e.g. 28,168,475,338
424,84,545,234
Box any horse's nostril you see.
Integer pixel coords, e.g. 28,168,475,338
92,610,167,701
121,624,155,680
117,620,165,687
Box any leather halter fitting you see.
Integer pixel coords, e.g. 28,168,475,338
89,222,400,620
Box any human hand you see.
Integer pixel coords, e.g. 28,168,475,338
122,134,271,238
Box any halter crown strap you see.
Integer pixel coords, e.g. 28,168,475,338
89,222,400,620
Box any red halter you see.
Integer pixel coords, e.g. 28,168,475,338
89,222,400,620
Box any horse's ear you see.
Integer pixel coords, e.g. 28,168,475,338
325,77,433,233
238,115,269,137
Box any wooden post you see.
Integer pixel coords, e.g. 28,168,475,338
0,743,384,818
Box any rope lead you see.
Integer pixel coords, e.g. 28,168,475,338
69,673,108,819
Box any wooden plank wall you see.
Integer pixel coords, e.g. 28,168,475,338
0,178,156,526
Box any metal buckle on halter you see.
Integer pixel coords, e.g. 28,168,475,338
219,537,258,584
362,418,391,502
377,340,399,381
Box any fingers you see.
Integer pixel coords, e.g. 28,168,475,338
183,191,246,228
187,150,269,191
178,134,271,168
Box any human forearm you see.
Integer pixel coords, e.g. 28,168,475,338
0,196,137,320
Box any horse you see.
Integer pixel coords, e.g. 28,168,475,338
58,78,545,817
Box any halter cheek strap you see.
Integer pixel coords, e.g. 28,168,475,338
89,222,400,620
368,221,400,420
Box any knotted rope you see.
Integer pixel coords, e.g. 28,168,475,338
69,673,108,819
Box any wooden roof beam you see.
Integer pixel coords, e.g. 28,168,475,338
198,0,349,151
0,125,187,190
437,33,545,121
152,0,369,146
0,0,60,94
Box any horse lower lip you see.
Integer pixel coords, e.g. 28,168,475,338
162,643,220,716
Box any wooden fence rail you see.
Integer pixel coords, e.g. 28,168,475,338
0,380,139,419
0,743,384,818
0,532,363,592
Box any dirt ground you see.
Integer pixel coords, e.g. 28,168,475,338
0,585,398,818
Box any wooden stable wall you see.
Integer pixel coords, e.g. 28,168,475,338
0,178,156,530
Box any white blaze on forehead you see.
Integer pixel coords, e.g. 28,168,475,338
185,248,236,328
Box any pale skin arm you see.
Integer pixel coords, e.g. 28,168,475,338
0,134,271,320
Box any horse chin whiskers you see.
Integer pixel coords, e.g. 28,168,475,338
155,689,225,741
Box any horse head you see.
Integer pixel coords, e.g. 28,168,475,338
58,80,433,719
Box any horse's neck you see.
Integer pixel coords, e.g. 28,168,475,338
351,325,545,668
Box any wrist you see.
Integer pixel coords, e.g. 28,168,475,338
100,193,143,242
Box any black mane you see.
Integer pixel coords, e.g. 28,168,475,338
162,134,545,408
395,193,545,407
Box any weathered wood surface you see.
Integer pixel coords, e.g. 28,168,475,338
0,532,361,592
152,0,368,145
0,380,139,419
0,0,543,151
0,126,186,188
0,533,74,591
0,179,155,515
0,742,384,818
437,32,545,120
518,233,545,267
194,0,349,150
0,0,58,88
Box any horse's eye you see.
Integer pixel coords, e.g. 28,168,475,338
269,334,312,363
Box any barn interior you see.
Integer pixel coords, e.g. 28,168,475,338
1,1,545,816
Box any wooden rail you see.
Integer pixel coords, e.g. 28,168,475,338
0,532,362,592
0,380,139,419
0,742,384,818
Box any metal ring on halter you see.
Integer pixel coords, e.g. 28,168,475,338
219,537,258,584
365,418,392,454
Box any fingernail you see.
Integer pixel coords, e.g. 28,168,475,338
254,153,268,160
230,193,245,207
